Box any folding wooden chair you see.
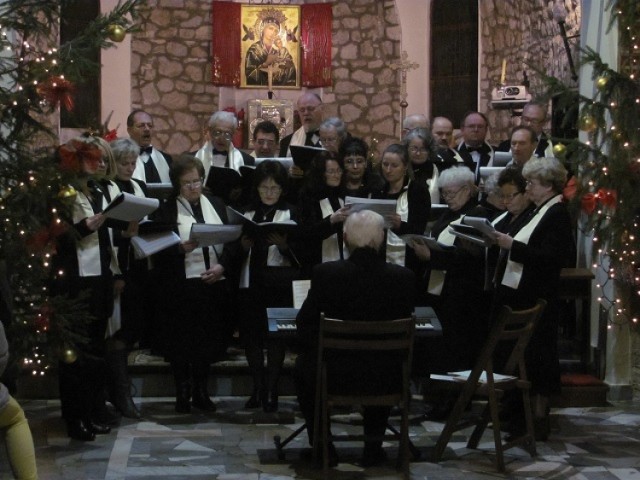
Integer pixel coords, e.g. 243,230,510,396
312,314,415,479
430,299,546,472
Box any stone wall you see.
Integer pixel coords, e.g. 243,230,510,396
129,0,579,154
480,0,581,144
130,0,402,157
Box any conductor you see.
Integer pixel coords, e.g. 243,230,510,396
294,209,416,466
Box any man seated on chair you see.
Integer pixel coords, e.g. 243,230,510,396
294,209,416,466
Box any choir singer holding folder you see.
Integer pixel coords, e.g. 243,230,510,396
151,155,235,414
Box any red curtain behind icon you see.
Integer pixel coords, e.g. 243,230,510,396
300,3,332,87
211,1,242,86
211,1,332,88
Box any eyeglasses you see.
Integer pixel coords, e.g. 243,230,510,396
408,146,427,154
525,179,542,187
258,185,282,194
344,156,366,166
181,179,203,189
521,116,544,125
211,130,233,140
440,185,467,200
256,139,276,146
499,191,523,201
325,169,342,176
320,137,338,145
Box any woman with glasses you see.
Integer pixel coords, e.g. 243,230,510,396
371,143,430,279
318,117,349,155
231,160,301,412
492,157,575,440
297,151,352,276
151,155,234,414
403,128,442,204
339,137,383,198
411,166,491,375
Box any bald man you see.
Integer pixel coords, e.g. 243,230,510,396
279,92,323,157
402,114,429,138
497,101,555,158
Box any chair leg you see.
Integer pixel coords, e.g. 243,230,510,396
522,389,537,457
467,403,491,449
432,385,475,462
487,385,505,472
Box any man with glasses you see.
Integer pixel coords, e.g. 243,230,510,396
249,121,280,158
318,117,350,154
401,113,429,138
197,111,255,205
279,92,323,157
497,101,555,158
128,109,173,184
455,111,495,182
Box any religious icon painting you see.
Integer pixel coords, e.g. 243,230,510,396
240,5,301,89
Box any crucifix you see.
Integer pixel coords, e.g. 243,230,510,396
390,51,419,139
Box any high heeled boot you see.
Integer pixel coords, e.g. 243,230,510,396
172,361,192,413
263,341,286,413
105,340,141,419
192,362,216,412
244,345,266,409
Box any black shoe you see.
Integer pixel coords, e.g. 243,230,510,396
89,421,111,435
360,445,387,467
93,403,121,426
66,419,96,441
263,391,278,413
175,397,191,413
192,389,217,412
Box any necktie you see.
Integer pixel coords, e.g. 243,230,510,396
140,146,153,155
466,145,483,153
144,158,161,183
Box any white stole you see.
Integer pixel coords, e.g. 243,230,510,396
319,198,347,262
196,143,247,183
73,191,102,277
287,126,317,156
176,196,224,279
426,167,440,204
386,189,409,266
132,148,170,183
426,216,462,295
239,209,291,288
501,195,562,289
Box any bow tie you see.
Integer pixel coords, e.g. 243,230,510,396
212,149,227,156
466,145,485,153
140,146,153,155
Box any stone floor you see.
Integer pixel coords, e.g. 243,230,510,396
2,395,640,480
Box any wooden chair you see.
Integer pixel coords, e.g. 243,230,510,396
430,299,546,472
312,314,416,479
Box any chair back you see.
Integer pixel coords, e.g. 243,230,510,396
480,299,547,379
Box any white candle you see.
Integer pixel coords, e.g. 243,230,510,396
267,65,273,91
500,58,506,85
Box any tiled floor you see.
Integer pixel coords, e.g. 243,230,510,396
3,395,640,479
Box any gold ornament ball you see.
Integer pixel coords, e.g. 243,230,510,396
552,143,567,158
579,114,597,132
596,76,609,91
57,185,77,200
107,24,126,43
61,347,78,364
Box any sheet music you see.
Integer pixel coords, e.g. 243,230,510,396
103,192,159,221
292,279,311,309
189,224,242,247
130,231,181,259
401,234,454,252
344,197,397,227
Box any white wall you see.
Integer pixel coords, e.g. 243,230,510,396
101,0,132,137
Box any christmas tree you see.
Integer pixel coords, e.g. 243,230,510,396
546,0,639,326
0,0,143,377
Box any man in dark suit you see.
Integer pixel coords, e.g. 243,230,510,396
455,111,494,182
128,109,173,184
279,92,323,157
496,101,554,158
295,210,416,466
